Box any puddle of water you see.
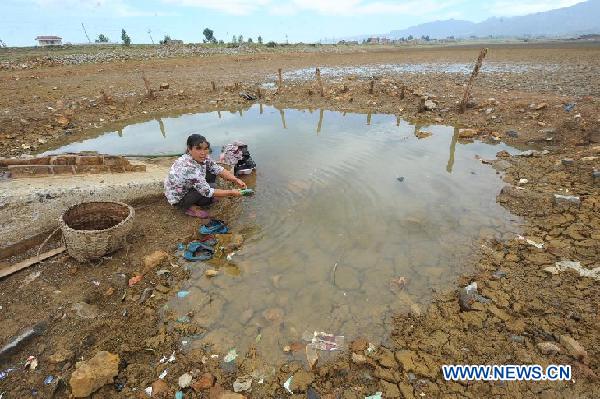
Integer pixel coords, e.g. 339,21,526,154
48,105,521,364
266,62,559,85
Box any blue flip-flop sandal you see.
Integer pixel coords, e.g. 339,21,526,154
199,219,229,235
183,241,215,261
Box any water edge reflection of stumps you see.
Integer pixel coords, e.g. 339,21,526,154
278,108,287,129
156,118,166,138
446,128,459,173
317,109,324,135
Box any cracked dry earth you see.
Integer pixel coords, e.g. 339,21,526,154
0,42,599,398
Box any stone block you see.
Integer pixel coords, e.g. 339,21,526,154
50,155,77,165
76,155,104,165
8,165,52,177
103,156,128,166
52,165,76,175
75,165,110,174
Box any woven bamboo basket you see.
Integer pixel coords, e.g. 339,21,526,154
59,201,135,262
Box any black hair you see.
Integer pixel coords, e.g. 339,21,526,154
186,134,210,152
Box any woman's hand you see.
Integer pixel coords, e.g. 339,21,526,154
234,178,247,189
229,189,242,197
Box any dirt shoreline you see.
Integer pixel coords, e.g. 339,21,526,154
1,43,599,398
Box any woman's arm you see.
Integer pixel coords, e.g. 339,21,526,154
212,188,242,197
218,168,247,189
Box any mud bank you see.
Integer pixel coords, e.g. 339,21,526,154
0,43,598,398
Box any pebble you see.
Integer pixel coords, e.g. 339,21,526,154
510,335,525,343
178,372,193,388
553,194,580,206
559,335,588,363
536,341,561,355
561,158,574,166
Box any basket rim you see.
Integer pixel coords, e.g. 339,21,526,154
59,201,134,234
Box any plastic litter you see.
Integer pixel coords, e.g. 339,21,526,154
24,355,38,370
239,188,255,196
159,351,176,364
365,392,383,399
564,103,575,112
114,382,125,392
233,375,253,392
177,290,190,299
517,235,544,249
283,376,293,394
43,375,55,385
145,387,153,397
0,369,15,380
128,275,142,286
175,391,184,399
224,348,238,363
309,332,345,351
159,369,168,379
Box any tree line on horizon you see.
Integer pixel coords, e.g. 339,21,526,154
94,28,274,47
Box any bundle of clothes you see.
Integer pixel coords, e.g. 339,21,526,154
220,141,256,176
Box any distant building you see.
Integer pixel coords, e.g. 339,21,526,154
35,36,62,46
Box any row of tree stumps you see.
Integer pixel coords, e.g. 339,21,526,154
202,47,487,114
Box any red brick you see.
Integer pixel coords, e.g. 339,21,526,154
50,155,77,165
75,165,110,174
76,155,104,165
8,165,52,177
0,157,50,167
109,165,126,173
51,165,76,175
103,156,128,166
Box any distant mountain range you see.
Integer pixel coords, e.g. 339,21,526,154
344,0,600,41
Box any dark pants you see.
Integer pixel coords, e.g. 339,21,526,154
176,189,214,209
175,171,217,210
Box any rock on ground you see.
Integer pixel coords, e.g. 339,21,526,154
69,351,119,397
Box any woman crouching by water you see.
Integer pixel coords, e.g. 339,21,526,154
164,134,246,217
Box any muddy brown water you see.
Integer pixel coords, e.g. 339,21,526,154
47,105,522,365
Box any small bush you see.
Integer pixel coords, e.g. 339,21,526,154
266,41,277,48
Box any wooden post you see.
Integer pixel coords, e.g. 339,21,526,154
316,68,324,97
211,81,216,91
400,86,405,100
257,87,262,99
369,79,374,94
418,97,426,113
277,68,283,92
459,48,488,113
141,74,155,99
367,112,372,125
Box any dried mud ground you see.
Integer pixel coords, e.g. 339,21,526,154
0,42,599,398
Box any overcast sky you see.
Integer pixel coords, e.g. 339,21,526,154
0,0,586,46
